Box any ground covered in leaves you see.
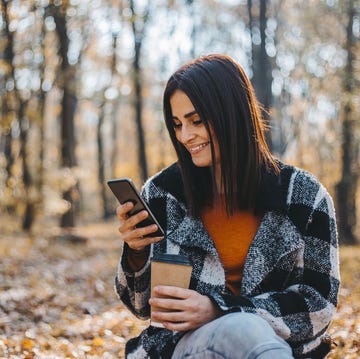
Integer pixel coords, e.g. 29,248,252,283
0,220,359,358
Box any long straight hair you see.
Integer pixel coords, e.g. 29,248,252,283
163,54,279,217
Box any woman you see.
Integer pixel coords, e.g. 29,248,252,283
115,54,340,358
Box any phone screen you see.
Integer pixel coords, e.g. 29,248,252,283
107,178,164,237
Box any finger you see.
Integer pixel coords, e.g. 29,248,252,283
163,321,190,332
116,202,134,219
125,224,164,246
126,210,149,228
128,236,163,251
118,210,148,235
149,296,191,312
153,286,191,299
132,224,162,238
152,310,189,324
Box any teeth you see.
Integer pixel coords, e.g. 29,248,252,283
189,142,209,152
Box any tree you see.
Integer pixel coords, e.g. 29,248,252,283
48,1,79,228
247,0,278,150
336,0,359,245
1,0,17,209
129,0,150,183
1,0,358,236
34,5,48,211
97,29,120,219
1,0,36,230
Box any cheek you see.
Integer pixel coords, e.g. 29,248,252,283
174,130,186,148
202,128,211,140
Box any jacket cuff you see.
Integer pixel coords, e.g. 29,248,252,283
121,243,150,274
207,290,234,313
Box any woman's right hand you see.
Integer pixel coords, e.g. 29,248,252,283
116,202,164,251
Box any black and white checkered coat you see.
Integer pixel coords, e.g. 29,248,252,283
115,162,340,358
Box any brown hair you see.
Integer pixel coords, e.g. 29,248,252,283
163,54,278,217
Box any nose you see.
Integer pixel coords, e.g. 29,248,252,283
178,124,195,143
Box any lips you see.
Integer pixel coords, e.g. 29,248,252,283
188,141,210,153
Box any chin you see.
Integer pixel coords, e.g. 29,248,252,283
191,160,212,167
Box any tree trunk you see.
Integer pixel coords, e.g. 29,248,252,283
186,0,196,57
2,0,15,212
18,102,35,231
3,124,14,200
133,44,148,182
51,2,78,228
247,0,273,149
97,103,112,219
59,90,78,228
336,0,358,245
36,8,47,204
111,107,118,179
2,0,35,230
130,0,149,183
98,32,118,219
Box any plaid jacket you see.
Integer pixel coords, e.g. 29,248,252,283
115,162,340,358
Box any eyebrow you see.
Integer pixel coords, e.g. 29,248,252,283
172,110,198,120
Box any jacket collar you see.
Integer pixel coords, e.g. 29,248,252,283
166,215,220,258
155,161,295,214
154,162,299,267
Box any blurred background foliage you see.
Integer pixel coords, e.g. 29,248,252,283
0,0,359,244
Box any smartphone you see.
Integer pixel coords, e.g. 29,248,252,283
107,178,165,237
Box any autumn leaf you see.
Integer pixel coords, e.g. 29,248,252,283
0,223,358,358
21,338,34,351
92,337,105,347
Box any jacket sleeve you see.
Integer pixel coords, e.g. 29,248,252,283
209,171,340,355
114,180,158,320
114,244,152,320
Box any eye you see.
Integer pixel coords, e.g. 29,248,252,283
172,121,182,129
192,119,203,126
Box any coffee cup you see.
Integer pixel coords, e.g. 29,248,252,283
150,253,192,328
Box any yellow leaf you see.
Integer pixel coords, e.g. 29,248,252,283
21,338,34,350
92,337,104,347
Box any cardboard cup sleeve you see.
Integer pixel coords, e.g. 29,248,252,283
150,253,192,328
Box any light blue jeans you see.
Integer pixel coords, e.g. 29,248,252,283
172,312,294,359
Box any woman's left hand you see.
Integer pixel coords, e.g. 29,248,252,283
149,286,221,331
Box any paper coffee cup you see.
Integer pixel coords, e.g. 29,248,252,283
150,253,192,328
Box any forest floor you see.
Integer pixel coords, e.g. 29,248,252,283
0,220,359,359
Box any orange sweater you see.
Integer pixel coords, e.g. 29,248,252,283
201,201,261,295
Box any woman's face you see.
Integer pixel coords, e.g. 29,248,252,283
170,90,220,168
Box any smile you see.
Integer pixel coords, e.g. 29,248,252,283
189,142,210,153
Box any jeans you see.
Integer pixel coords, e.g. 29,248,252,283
171,312,294,359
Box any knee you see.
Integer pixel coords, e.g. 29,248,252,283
173,313,293,359
213,312,280,346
